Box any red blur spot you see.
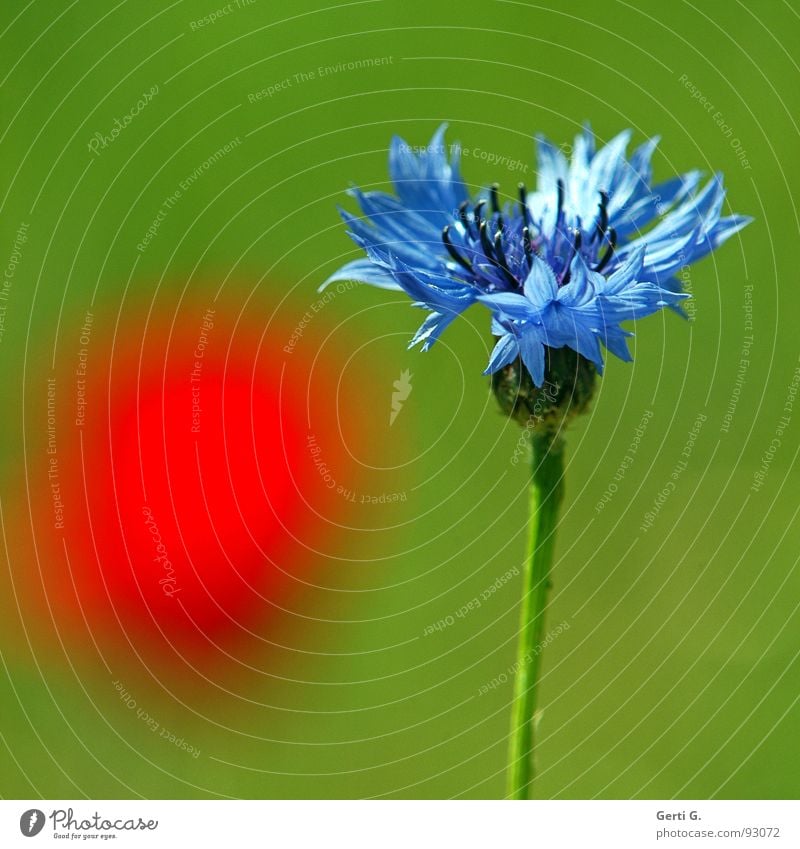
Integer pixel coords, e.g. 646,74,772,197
38,294,369,668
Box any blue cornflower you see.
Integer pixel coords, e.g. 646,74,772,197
325,125,751,387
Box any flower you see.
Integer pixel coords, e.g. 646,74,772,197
325,124,751,387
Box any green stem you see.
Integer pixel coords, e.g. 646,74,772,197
507,429,565,799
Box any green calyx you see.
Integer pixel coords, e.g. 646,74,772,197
491,345,597,430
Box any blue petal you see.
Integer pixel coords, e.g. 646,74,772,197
478,291,540,321
685,214,753,264
629,136,660,187
523,254,559,306
388,125,468,219
535,134,569,195
600,246,646,296
596,321,634,362
340,208,441,269
349,188,441,241
483,333,519,374
612,171,703,238
410,310,459,351
518,331,546,387
392,260,475,306
550,308,604,370
556,254,597,306
569,123,595,186
580,130,632,219
321,258,401,292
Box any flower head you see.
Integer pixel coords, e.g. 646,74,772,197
325,124,751,389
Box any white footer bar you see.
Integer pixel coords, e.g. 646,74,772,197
2,800,796,848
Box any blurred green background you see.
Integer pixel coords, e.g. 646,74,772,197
1,0,798,799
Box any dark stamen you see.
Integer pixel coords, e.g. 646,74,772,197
518,182,528,223
560,229,583,287
522,226,533,266
490,183,500,215
594,191,609,242
476,219,516,285
493,228,517,286
556,179,564,220
442,225,473,272
479,220,495,260
458,200,472,235
474,200,487,233
595,227,617,273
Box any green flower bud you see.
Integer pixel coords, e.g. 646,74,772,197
491,345,597,430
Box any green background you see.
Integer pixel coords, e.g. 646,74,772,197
1,0,798,799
